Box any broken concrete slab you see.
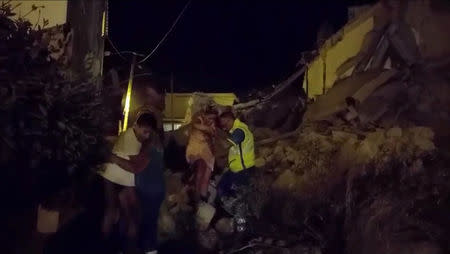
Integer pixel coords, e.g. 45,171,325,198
357,81,404,124
388,22,421,66
352,30,386,74
369,34,390,69
304,70,394,122
351,69,398,103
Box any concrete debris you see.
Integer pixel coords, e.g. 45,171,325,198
386,127,402,138
159,2,450,252
215,218,234,235
196,202,216,231
236,80,306,132
255,125,436,195
356,81,403,124
369,34,390,69
351,69,398,103
158,204,176,238
302,8,450,138
303,70,384,122
272,170,297,191
198,228,219,251
387,22,421,66
289,246,322,254
331,130,358,143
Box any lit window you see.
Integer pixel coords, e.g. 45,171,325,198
163,123,182,132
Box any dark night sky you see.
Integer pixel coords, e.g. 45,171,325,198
108,0,375,93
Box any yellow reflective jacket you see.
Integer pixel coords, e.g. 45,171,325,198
228,119,255,172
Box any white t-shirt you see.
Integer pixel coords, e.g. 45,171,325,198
100,128,142,186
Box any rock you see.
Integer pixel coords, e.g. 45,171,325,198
158,203,176,238
365,131,386,148
276,240,288,247
255,157,266,167
215,218,234,235
264,238,274,245
166,172,183,189
272,170,298,191
196,202,216,231
410,159,424,175
386,127,402,138
274,143,286,160
253,128,279,140
259,147,273,158
358,131,385,161
332,130,358,143
198,228,218,251
335,130,386,168
406,127,435,153
290,245,322,254
335,138,359,169
37,204,59,233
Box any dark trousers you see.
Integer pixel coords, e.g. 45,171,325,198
217,167,253,198
137,192,164,252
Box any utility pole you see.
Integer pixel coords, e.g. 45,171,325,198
67,0,106,84
170,72,175,131
122,54,137,132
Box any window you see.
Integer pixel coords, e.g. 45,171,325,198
163,123,182,132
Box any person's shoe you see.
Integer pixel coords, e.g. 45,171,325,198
145,251,157,254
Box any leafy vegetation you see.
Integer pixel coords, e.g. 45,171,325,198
0,1,111,209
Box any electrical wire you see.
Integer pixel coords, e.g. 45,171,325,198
106,51,145,57
138,0,191,64
106,37,127,61
106,37,145,69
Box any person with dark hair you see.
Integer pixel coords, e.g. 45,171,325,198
127,75,166,137
101,113,157,242
217,109,255,198
109,112,165,254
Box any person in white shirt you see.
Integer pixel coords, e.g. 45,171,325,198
100,114,155,241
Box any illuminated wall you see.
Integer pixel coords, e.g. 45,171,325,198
12,1,67,27
304,7,375,99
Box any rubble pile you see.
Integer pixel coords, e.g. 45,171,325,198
253,124,436,200
159,2,450,253
239,85,306,133
233,2,450,252
242,123,450,254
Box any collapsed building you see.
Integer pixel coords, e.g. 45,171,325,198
161,1,450,253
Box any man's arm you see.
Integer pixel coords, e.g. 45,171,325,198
109,145,150,173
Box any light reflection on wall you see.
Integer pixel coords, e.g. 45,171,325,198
12,1,67,28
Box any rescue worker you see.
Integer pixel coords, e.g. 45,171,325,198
217,110,255,198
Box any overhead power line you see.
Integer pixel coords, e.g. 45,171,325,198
138,0,192,64
106,37,127,61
